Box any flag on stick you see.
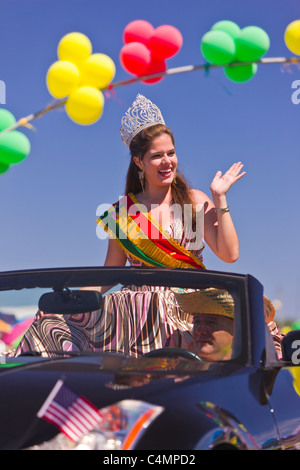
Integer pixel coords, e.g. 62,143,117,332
37,379,102,441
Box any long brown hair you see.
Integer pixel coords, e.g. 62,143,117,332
125,124,196,228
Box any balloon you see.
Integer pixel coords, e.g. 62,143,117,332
0,130,31,165
0,109,30,171
65,86,104,125
57,32,92,68
80,53,116,89
292,319,300,330
211,20,241,39
284,20,300,55
46,60,80,99
0,109,16,131
235,26,270,61
0,162,9,174
281,325,292,336
120,42,151,76
123,20,155,46
148,25,183,60
201,30,236,65
141,57,167,84
224,62,257,82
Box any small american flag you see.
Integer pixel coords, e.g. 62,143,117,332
37,379,102,441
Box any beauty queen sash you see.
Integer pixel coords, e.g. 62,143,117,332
97,193,205,270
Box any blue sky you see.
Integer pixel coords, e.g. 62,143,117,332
0,0,299,321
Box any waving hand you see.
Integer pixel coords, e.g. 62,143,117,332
210,162,246,197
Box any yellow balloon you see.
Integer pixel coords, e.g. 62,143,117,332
80,53,116,89
65,86,104,125
58,32,92,68
281,325,292,335
284,20,300,55
46,60,80,99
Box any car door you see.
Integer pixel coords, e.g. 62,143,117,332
262,330,300,449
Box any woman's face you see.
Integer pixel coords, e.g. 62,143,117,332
134,133,177,190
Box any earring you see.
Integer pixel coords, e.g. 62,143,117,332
138,170,145,192
173,173,177,185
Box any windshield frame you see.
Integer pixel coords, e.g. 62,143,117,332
0,267,250,365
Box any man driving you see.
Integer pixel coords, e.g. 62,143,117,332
172,288,234,361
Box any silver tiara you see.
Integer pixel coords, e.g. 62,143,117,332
120,94,165,147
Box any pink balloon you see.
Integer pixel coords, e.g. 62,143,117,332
140,56,167,84
148,25,183,60
123,20,155,46
120,42,151,76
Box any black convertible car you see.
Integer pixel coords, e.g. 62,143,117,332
0,266,300,451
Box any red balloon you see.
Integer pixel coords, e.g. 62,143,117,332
123,20,155,46
120,42,151,76
140,57,167,84
148,25,183,60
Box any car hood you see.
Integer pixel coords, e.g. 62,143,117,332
0,353,243,450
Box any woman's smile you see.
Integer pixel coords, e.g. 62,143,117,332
158,167,174,178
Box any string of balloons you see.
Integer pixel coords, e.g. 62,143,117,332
0,18,300,175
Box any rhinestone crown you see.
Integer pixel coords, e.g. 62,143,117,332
120,94,165,147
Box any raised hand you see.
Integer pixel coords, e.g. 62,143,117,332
210,162,246,197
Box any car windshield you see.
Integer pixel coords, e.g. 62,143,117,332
0,268,247,364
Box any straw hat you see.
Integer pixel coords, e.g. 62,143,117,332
172,289,276,324
171,288,234,319
263,296,275,323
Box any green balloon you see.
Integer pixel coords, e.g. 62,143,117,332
211,20,241,39
0,162,10,174
0,130,31,165
292,320,300,330
201,30,236,65
0,109,16,132
224,63,257,82
235,26,270,62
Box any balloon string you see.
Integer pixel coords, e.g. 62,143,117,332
202,62,232,95
18,117,36,131
0,56,299,137
203,63,210,77
104,84,124,105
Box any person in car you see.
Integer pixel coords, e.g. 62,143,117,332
97,93,245,273
172,288,235,361
172,289,283,360
91,93,245,356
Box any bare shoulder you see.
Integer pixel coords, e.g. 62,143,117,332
189,188,212,205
